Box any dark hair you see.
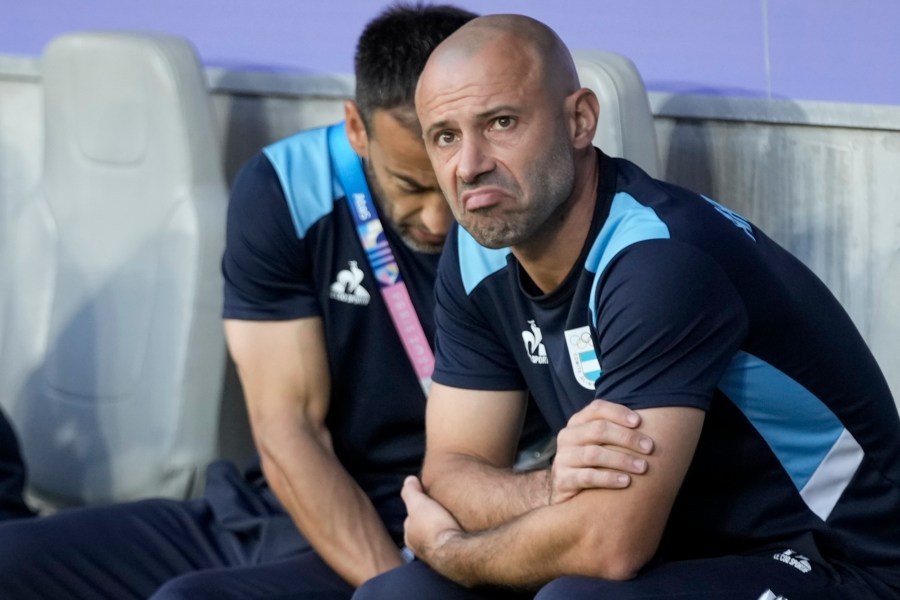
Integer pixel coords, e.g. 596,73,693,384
354,2,476,133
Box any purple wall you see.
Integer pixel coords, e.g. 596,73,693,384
4,0,899,105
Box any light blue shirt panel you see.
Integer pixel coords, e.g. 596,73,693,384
586,192,671,326
458,228,511,295
263,127,343,239
719,351,846,492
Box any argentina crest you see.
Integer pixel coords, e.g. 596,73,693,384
565,326,601,389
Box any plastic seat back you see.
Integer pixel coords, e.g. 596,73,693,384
573,50,660,178
0,31,228,506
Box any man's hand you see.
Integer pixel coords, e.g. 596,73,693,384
402,476,462,563
550,399,655,504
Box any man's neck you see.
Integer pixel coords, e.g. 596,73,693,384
513,151,600,294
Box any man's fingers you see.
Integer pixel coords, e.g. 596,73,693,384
402,475,463,559
557,442,648,474
572,467,632,489
551,409,653,504
558,419,654,456
402,477,427,552
401,475,424,506
550,466,633,504
585,444,648,473
566,398,641,429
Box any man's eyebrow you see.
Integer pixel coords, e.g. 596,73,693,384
479,105,518,118
424,105,521,139
424,119,452,139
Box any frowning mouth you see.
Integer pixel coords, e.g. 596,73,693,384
460,187,508,212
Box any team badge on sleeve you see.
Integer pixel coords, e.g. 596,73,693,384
565,326,601,389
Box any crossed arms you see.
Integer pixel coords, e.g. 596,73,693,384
404,382,705,589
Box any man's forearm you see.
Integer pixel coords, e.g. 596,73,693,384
423,452,550,532
259,423,403,586
411,407,704,589
407,484,647,590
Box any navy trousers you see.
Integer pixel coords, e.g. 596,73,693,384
352,560,532,600
0,406,34,521
354,549,896,600
0,461,354,600
532,554,895,600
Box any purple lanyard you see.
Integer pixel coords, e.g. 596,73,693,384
327,122,433,397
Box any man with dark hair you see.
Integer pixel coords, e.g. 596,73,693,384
0,5,652,599
355,12,900,600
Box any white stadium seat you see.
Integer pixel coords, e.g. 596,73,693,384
573,49,660,178
0,31,229,507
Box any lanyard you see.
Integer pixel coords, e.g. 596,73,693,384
327,122,434,397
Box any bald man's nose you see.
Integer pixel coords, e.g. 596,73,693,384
456,137,494,184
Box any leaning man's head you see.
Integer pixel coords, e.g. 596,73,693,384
344,3,477,253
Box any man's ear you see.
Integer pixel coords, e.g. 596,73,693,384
568,88,599,150
344,100,369,158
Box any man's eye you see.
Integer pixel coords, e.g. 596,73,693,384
494,116,515,129
434,131,456,147
399,183,428,195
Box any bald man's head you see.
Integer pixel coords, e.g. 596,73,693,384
413,14,600,251
417,15,580,110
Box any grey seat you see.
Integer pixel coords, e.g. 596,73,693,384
573,50,660,178
0,31,228,507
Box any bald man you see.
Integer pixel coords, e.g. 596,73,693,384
353,13,900,600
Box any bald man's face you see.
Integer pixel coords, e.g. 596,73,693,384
416,33,576,249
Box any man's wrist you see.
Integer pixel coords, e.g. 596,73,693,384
430,529,479,588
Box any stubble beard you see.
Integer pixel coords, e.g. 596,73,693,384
364,161,444,255
459,136,575,250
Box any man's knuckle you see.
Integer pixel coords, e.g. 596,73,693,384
575,469,590,485
584,445,601,463
590,420,608,436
